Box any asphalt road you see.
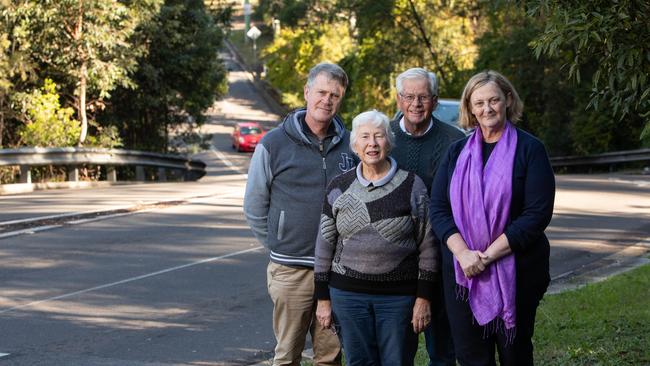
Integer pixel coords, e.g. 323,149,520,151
0,48,281,366
1,47,649,365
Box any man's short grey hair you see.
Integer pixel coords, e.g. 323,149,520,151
349,110,395,153
395,67,438,96
306,62,349,90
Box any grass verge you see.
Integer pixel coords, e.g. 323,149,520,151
415,262,650,365
533,262,649,365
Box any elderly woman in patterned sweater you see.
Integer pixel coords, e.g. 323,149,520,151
314,109,439,366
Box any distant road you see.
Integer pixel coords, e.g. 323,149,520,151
546,174,649,291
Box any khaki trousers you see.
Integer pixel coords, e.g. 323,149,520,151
267,261,342,366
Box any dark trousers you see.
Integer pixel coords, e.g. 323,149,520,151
424,280,456,366
330,287,418,366
442,266,547,366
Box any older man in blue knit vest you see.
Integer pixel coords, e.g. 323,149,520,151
390,67,465,366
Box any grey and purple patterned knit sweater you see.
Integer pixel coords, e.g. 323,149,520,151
314,160,439,301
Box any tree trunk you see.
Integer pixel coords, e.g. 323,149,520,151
76,0,88,145
406,0,443,77
78,61,88,145
0,108,4,148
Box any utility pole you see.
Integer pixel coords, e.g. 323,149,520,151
243,0,251,44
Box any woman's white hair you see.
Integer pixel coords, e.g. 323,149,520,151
349,110,395,153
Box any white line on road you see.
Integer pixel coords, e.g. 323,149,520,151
211,147,249,178
0,207,133,227
0,246,264,315
0,225,62,239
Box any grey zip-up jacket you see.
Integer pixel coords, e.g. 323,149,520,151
243,108,356,267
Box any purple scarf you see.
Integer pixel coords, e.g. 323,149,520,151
450,121,518,332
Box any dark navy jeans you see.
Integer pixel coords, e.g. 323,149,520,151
424,280,456,366
330,287,418,366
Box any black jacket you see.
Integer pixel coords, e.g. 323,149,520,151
429,127,556,288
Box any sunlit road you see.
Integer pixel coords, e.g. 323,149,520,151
0,48,649,365
0,49,282,366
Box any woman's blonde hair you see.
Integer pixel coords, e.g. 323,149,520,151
458,70,524,130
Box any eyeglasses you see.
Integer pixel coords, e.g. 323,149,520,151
399,93,434,105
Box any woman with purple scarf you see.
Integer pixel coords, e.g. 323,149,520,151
429,70,555,365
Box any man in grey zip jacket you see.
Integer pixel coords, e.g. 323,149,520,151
244,63,355,366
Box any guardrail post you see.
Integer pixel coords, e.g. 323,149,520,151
67,166,79,182
106,166,117,182
19,165,31,184
157,167,167,182
135,166,145,182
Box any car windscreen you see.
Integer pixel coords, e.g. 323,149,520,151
240,127,262,135
433,103,459,125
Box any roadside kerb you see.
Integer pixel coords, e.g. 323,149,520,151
0,195,227,239
548,239,650,294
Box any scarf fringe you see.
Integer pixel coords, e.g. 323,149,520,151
482,318,517,346
457,284,516,346
456,283,469,301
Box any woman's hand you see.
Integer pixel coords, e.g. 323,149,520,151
411,297,431,333
316,300,333,329
457,249,486,278
447,233,484,278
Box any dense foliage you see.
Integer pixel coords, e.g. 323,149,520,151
105,0,228,151
255,0,649,156
529,0,650,141
260,0,480,123
0,0,229,152
13,79,80,147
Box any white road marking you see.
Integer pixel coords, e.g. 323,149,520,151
0,353,10,358
211,147,249,178
0,246,264,315
0,207,132,227
0,225,62,239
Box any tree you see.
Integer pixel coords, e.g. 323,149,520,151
528,0,650,141
0,0,34,148
105,0,228,152
474,2,646,156
260,0,481,122
13,79,80,147
12,0,145,145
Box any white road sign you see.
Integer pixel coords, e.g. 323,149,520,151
247,26,261,41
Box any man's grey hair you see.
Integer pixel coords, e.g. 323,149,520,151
306,62,349,90
395,67,438,96
349,110,395,154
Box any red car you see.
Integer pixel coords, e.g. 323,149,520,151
232,122,266,152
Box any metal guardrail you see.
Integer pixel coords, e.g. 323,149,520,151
0,147,206,184
550,148,650,168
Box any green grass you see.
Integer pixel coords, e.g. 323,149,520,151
532,263,650,365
